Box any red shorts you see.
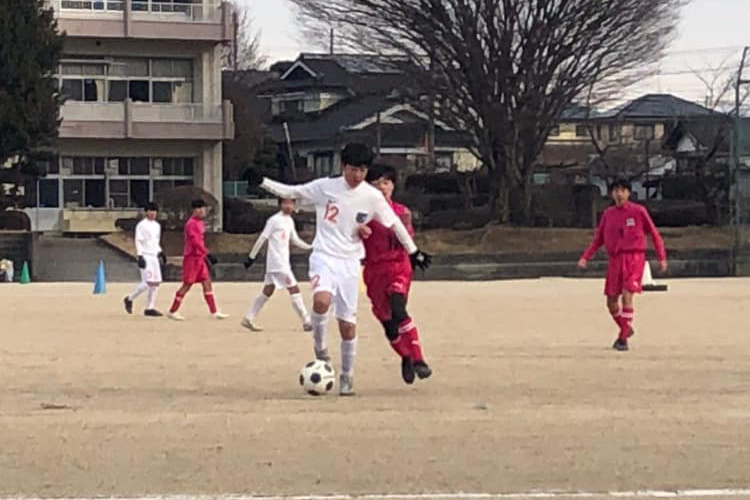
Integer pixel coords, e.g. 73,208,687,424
605,252,645,297
182,256,210,285
363,260,412,322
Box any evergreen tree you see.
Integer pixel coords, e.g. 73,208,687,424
0,0,63,210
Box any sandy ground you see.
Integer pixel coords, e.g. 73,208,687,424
1,279,749,499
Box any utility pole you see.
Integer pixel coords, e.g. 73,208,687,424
329,28,334,55
731,46,750,274
232,9,239,71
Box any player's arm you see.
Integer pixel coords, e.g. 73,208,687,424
290,225,313,251
134,222,147,269
259,178,324,203
373,196,432,270
186,221,209,257
578,212,607,268
244,221,271,269
642,208,668,272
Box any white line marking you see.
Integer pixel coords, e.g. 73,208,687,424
6,490,750,500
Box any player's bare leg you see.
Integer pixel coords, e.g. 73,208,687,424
338,320,357,396
242,284,274,331
168,283,192,321
144,281,163,317
202,281,228,319
287,285,312,332
311,292,332,361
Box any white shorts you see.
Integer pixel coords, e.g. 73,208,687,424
309,251,360,324
264,271,298,289
140,255,162,284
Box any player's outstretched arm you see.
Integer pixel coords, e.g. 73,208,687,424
260,177,324,203
245,234,268,269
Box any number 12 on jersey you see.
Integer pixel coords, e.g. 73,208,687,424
324,202,339,223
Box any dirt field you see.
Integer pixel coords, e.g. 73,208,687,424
1,279,749,499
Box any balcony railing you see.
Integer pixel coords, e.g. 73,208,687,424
48,0,220,21
61,102,224,123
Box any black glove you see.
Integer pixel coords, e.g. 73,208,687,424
244,256,255,269
206,254,219,266
410,249,432,271
158,252,167,267
137,256,146,269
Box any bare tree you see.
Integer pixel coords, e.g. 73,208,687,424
290,0,684,223
224,1,267,70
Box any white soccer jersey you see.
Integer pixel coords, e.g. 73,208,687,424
249,212,311,273
135,218,162,257
261,177,417,260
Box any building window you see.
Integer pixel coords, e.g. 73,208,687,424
58,57,193,104
159,157,194,176
63,180,84,208
85,179,106,207
608,124,621,143
117,157,150,176
634,124,655,140
280,100,304,114
575,125,589,138
70,157,105,175
38,179,59,208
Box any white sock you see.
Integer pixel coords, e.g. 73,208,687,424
341,337,358,376
290,293,310,324
128,282,148,301
147,285,159,310
311,312,329,351
245,293,270,320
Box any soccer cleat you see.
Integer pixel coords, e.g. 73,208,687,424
414,361,433,380
167,312,185,321
303,321,313,333
401,356,415,385
314,347,331,362
612,338,629,351
123,297,133,315
339,373,355,396
241,318,263,332
144,309,163,317
213,312,229,320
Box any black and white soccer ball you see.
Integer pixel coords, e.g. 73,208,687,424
299,360,336,396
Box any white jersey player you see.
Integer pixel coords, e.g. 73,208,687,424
124,202,167,317
241,198,313,332
259,143,431,396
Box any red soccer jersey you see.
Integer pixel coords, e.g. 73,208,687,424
363,200,414,265
183,216,209,258
581,202,666,261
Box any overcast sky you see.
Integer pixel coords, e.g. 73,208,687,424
238,0,750,106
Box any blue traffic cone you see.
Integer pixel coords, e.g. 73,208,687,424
93,260,107,295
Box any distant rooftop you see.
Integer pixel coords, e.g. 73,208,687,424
598,94,716,120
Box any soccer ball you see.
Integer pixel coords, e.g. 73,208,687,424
299,360,336,396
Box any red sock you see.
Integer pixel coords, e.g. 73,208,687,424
399,319,424,362
169,291,185,313
619,307,634,340
389,334,412,358
611,308,623,329
203,291,217,314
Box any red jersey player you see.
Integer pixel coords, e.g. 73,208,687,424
360,164,432,384
167,199,228,321
578,178,667,351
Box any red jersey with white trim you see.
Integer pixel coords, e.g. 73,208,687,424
363,200,414,265
183,216,208,258
581,202,666,260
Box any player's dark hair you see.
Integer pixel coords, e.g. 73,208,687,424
609,178,631,192
366,163,398,185
191,199,207,209
278,197,295,206
145,202,159,212
341,143,374,168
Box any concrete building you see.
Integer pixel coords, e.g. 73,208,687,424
31,0,234,232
